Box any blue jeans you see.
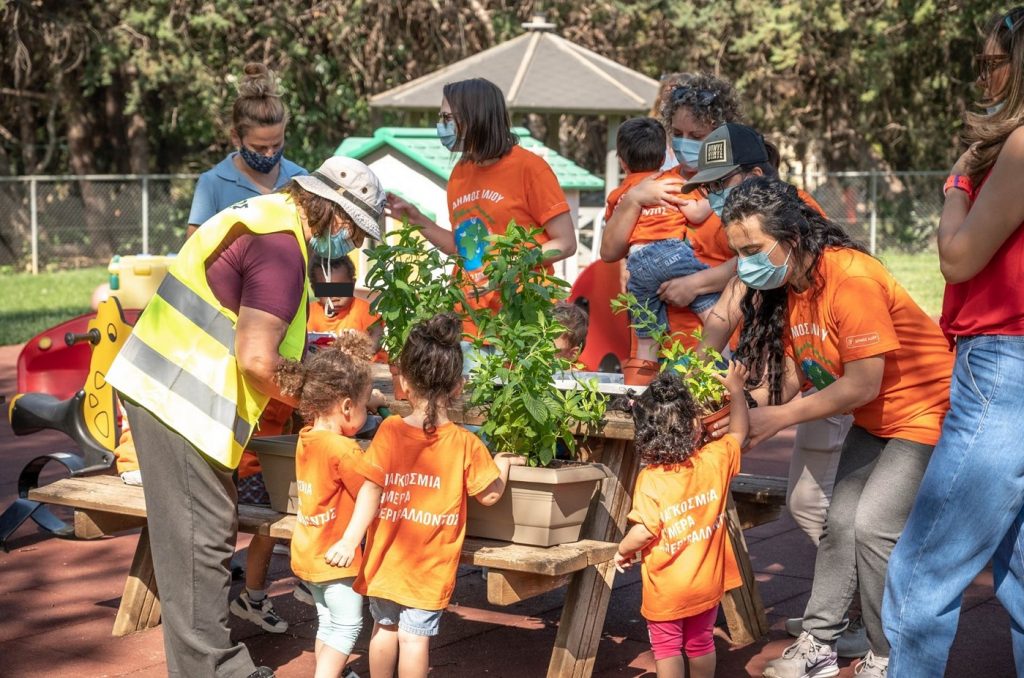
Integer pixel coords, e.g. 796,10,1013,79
626,239,719,337
884,335,1024,677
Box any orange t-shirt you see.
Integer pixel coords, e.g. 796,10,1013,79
446,145,570,336
627,436,743,621
605,171,689,245
785,248,952,445
353,416,500,610
289,427,366,583
307,298,379,334
665,187,823,347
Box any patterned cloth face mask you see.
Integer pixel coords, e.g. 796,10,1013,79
239,145,283,174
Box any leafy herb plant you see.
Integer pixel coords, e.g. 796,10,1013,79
365,219,473,361
467,224,606,467
610,292,729,414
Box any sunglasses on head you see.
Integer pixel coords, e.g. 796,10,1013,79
672,87,718,107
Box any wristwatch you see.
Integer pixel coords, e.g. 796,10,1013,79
943,174,973,198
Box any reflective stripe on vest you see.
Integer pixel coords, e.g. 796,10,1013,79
106,192,308,469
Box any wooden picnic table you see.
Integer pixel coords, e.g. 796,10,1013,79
27,364,782,678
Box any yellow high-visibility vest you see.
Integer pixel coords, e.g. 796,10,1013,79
107,192,308,469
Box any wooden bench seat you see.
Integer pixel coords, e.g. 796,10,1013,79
29,475,619,627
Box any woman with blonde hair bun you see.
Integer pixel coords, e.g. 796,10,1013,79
185,62,307,238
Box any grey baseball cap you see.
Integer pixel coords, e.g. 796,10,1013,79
681,124,769,193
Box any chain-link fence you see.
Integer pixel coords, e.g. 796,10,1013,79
0,171,948,274
785,171,946,255
0,175,197,272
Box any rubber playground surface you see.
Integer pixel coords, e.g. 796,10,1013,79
0,343,1012,677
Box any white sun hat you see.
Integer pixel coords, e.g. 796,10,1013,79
293,156,385,241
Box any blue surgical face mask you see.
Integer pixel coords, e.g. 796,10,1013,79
671,136,702,171
238,145,283,174
310,225,354,261
736,240,792,290
987,100,1006,115
436,121,457,151
707,186,734,218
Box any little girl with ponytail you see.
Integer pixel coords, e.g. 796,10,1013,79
275,332,375,678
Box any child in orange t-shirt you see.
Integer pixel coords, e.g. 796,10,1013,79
610,118,721,375
615,360,750,678
275,333,376,678
333,312,522,676
307,254,383,353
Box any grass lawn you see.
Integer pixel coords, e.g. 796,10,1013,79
0,267,108,345
0,252,946,348
877,249,945,318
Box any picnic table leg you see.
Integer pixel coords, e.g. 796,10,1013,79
721,494,769,645
547,438,640,678
112,526,161,636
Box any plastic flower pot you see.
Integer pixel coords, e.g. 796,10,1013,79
466,461,610,546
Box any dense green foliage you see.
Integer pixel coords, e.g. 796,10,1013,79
1,0,1003,179
365,220,470,361
468,225,606,467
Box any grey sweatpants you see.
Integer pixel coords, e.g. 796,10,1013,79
124,400,257,678
802,425,932,657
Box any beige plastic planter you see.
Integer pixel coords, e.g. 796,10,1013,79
247,435,300,513
466,462,610,547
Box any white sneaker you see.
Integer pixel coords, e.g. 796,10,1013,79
785,616,868,659
230,591,288,633
762,631,839,678
120,470,143,486
854,650,888,677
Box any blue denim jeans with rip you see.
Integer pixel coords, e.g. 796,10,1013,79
884,335,1024,677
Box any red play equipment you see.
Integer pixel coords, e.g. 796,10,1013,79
568,259,630,373
16,308,142,400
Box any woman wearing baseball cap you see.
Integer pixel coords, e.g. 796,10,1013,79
106,156,385,678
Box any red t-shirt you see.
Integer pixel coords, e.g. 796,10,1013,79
940,177,1024,342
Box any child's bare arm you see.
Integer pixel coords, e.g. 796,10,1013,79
716,360,750,447
325,481,383,568
475,453,526,506
615,522,656,572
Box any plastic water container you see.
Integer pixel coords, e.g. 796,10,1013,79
107,254,175,310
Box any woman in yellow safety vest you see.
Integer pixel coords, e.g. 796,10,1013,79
106,156,385,678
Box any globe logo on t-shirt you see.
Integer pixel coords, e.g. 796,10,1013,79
455,217,489,271
801,359,837,391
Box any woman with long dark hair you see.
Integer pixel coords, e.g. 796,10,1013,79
713,178,952,678
386,77,576,339
884,9,1024,676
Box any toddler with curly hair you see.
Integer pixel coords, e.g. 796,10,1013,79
616,361,749,678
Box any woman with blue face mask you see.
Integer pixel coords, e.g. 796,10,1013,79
185,62,307,239
711,177,953,678
600,73,743,362
386,77,577,346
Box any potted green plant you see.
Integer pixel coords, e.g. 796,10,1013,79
365,219,473,398
465,224,609,547
611,292,730,435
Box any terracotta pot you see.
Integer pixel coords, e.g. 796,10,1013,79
389,363,407,401
466,461,610,546
622,358,658,386
700,400,731,443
